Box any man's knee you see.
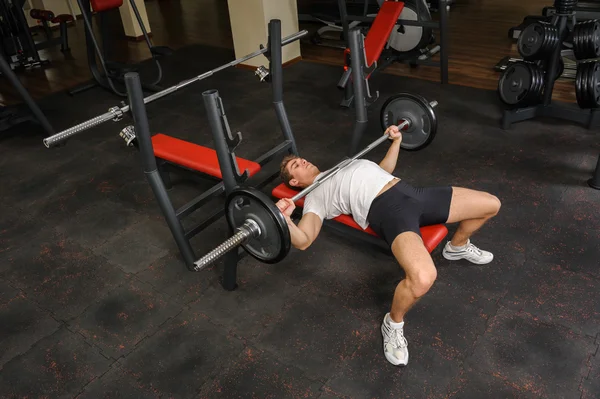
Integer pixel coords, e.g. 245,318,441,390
406,266,437,298
486,193,501,217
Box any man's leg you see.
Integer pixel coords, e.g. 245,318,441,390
381,231,437,366
443,187,501,264
446,187,501,245
390,232,437,322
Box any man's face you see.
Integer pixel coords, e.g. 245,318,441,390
286,157,319,188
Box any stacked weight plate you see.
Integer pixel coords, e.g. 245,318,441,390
575,61,600,108
498,21,560,107
517,21,560,61
572,18,600,108
498,62,546,107
573,20,600,60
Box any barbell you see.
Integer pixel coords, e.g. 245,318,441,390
193,94,438,271
42,29,308,148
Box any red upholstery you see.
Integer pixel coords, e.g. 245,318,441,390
151,134,261,179
30,9,55,20
52,14,75,23
90,0,123,12
272,183,448,253
364,1,404,67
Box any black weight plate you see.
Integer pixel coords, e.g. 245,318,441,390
585,62,595,108
580,62,589,108
591,62,600,107
497,62,533,106
593,21,600,57
587,61,599,108
574,22,587,60
584,21,594,59
576,62,586,107
225,187,291,264
528,64,544,105
576,62,591,108
380,93,437,151
518,22,546,60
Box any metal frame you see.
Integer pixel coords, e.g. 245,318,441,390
0,51,54,135
0,0,45,69
124,19,300,289
499,11,600,188
70,0,165,97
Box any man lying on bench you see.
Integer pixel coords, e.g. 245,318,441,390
275,125,501,367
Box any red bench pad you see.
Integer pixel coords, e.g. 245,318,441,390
272,183,448,253
151,133,261,179
91,0,123,12
364,1,404,67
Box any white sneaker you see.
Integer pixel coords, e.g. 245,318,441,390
442,239,494,265
381,313,409,366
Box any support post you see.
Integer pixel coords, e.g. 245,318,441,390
124,72,197,269
347,28,370,156
268,19,299,156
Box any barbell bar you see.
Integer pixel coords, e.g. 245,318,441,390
192,94,438,271
42,29,308,149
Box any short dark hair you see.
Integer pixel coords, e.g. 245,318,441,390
279,154,299,189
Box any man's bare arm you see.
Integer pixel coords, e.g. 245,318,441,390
286,213,323,250
379,139,401,174
378,126,403,173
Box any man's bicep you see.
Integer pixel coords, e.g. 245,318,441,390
298,212,323,242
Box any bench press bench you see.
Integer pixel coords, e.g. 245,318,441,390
272,183,448,253
151,133,261,180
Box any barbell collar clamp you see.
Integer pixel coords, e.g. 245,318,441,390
193,219,261,271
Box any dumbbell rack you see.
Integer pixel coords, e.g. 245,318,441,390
501,0,600,189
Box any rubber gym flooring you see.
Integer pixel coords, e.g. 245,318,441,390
1,43,599,399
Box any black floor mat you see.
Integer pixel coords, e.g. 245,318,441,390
0,42,599,399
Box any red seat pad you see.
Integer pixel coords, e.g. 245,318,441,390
151,133,261,179
52,14,75,23
364,1,404,67
90,0,123,12
272,183,448,253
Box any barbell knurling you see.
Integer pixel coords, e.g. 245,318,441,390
193,219,260,271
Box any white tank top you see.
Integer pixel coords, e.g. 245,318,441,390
302,159,396,229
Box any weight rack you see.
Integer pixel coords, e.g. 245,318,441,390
124,20,300,290
501,1,600,129
500,0,600,189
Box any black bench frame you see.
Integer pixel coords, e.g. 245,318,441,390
125,19,300,288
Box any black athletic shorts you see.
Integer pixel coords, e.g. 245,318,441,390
366,180,453,246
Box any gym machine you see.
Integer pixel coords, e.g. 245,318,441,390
337,0,449,109
69,0,173,98
0,0,47,70
0,51,54,135
28,8,74,53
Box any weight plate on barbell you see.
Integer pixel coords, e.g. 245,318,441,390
380,92,438,151
498,62,534,106
225,187,291,264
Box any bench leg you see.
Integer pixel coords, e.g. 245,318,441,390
221,226,239,291
157,159,173,190
60,22,70,53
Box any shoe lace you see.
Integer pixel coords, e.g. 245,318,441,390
466,243,483,256
389,328,408,348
